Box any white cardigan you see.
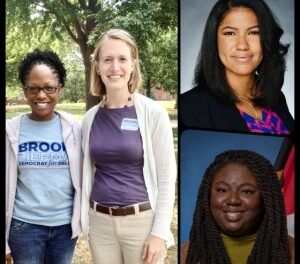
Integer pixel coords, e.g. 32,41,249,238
6,111,82,254
81,93,177,247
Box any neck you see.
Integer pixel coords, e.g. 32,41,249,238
104,89,132,109
226,74,255,97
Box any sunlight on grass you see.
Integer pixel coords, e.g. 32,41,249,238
6,101,177,121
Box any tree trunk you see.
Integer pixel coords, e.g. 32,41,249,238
146,77,151,98
80,45,100,111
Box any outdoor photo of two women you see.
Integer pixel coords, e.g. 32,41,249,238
5,0,295,263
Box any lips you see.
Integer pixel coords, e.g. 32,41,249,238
231,55,252,62
224,211,244,222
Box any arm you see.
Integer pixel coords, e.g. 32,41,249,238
5,131,12,259
288,235,294,264
6,254,12,264
142,106,176,263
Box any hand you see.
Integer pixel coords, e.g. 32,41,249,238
142,235,167,264
6,253,12,264
288,236,294,264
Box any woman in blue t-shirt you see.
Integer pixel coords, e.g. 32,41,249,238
6,50,82,264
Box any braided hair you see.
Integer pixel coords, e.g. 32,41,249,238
186,150,289,264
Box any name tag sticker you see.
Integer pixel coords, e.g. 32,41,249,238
121,118,139,131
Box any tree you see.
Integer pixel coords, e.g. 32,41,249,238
109,0,177,97
6,0,177,110
6,20,85,103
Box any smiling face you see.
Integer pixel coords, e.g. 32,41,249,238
217,7,263,82
96,38,134,93
24,64,61,121
210,162,263,237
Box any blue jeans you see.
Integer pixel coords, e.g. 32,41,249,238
8,218,77,264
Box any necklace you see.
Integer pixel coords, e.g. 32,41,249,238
237,96,262,121
104,94,132,108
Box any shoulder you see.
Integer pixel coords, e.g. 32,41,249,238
181,86,217,110
56,111,80,129
6,114,23,125
272,91,294,131
181,86,209,100
276,91,288,105
6,114,24,133
180,86,220,127
83,104,100,118
135,93,164,108
135,93,168,116
82,104,100,124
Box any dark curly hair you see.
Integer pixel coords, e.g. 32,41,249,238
194,0,289,107
186,149,289,263
18,49,67,88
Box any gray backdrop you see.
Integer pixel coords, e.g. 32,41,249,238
180,0,294,117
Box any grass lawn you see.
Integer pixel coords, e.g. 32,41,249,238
6,101,178,264
5,103,86,120
6,101,177,121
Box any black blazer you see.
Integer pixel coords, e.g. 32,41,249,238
180,86,294,133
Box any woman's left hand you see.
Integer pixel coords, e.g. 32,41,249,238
142,235,167,264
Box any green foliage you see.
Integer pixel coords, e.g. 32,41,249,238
94,0,178,93
61,58,86,103
6,0,178,106
5,86,24,100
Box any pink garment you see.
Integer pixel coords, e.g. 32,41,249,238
239,108,289,134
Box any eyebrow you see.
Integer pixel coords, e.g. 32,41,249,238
219,25,259,31
213,181,258,187
27,82,55,86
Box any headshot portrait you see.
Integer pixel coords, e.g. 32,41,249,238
180,0,294,134
180,130,294,263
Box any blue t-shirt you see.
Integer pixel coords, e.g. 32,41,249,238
13,114,74,226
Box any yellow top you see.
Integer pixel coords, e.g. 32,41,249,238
221,233,256,264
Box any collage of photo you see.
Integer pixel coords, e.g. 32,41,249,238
5,0,295,263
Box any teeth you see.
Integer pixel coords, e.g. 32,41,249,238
109,75,122,79
37,103,48,107
227,213,240,217
225,212,242,221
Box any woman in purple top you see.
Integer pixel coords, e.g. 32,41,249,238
180,0,294,134
81,29,176,264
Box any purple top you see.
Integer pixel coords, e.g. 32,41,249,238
239,108,289,134
89,105,149,207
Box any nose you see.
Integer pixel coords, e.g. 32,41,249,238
225,191,242,206
111,59,120,71
36,89,47,98
236,34,249,50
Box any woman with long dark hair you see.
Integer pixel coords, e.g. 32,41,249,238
181,0,294,134
181,150,294,264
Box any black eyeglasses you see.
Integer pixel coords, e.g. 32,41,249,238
25,86,59,94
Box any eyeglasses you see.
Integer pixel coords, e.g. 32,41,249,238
25,86,59,94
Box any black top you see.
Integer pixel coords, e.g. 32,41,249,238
180,86,294,134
